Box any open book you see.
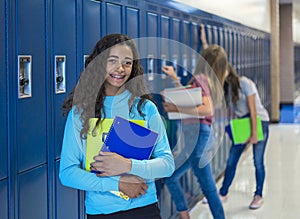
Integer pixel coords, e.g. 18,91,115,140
161,86,203,120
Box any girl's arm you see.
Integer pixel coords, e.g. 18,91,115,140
247,94,258,144
59,109,122,192
161,65,182,87
200,24,209,49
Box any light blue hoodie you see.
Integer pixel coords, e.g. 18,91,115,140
59,90,175,214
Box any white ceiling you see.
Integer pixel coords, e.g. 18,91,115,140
174,0,300,43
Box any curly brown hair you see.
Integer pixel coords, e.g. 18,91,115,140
62,34,153,138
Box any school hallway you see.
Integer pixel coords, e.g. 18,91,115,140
189,121,300,218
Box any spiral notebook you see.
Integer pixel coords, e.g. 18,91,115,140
101,116,158,160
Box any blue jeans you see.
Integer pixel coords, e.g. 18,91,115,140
165,123,225,219
220,121,269,197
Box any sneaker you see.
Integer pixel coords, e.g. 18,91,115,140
249,195,264,209
219,194,228,203
202,197,208,204
202,194,227,204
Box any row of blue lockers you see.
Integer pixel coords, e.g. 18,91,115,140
0,0,273,218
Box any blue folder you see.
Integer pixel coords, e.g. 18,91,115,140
101,116,158,160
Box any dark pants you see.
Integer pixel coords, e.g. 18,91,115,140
87,203,161,219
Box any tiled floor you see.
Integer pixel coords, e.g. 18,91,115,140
190,124,300,219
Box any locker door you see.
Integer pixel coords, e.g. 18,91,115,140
191,23,199,52
206,25,213,46
227,29,233,64
53,0,77,159
0,179,8,218
55,160,79,219
19,166,47,219
146,12,159,81
181,20,191,83
105,3,122,34
125,7,140,38
171,18,180,83
219,27,224,48
160,15,171,84
0,179,8,219
212,26,219,44
17,0,47,172
83,0,101,65
0,0,7,180
161,15,170,55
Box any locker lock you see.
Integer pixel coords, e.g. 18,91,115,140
19,76,29,87
56,75,64,84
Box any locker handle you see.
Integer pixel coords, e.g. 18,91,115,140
18,55,32,99
147,55,154,81
55,55,66,94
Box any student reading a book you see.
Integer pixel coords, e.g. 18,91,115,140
59,33,175,219
161,44,228,219
217,64,270,209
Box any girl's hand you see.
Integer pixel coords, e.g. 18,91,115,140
162,102,178,113
246,134,258,144
162,65,178,80
119,175,148,198
91,152,132,176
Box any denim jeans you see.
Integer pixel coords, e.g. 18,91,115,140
220,121,269,197
165,123,225,219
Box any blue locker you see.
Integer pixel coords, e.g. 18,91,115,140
105,3,122,34
212,25,219,44
17,0,47,172
170,18,181,80
55,161,80,219
83,0,101,62
125,7,140,38
219,27,224,48
0,0,7,180
0,179,8,219
181,20,192,83
191,23,199,52
206,25,213,45
160,15,171,83
161,15,170,57
53,0,77,159
146,12,159,76
19,165,47,219
223,28,229,56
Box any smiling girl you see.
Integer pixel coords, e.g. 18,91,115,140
59,34,174,219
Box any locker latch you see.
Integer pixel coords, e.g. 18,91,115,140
18,55,32,99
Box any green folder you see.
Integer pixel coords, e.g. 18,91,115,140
230,116,264,145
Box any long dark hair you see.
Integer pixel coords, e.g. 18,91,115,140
224,63,241,107
62,34,153,138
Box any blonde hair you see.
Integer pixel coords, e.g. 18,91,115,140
190,44,228,106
